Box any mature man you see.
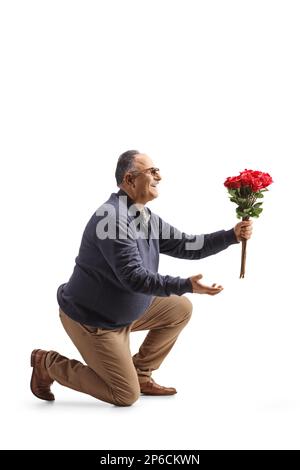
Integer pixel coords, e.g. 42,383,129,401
30,150,252,406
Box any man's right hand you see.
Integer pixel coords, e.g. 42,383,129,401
189,274,224,295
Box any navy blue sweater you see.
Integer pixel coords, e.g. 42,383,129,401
57,190,238,328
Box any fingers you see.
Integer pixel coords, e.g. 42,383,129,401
192,275,223,295
238,220,253,240
203,285,224,295
207,287,223,295
240,220,253,226
194,283,224,295
193,274,203,283
241,226,253,239
239,221,252,231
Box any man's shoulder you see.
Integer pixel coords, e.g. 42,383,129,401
93,192,119,216
80,193,117,230
90,191,135,229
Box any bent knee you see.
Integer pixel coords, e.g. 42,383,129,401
112,386,140,407
179,295,193,320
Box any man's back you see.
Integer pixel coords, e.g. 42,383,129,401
57,191,160,328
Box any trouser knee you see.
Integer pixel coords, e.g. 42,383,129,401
178,295,193,322
112,385,140,407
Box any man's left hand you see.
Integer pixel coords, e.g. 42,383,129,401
234,220,253,242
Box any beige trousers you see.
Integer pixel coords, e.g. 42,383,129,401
46,295,192,406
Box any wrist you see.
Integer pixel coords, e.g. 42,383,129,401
225,228,240,245
233,228,240,242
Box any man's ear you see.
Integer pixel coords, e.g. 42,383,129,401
124,173,135,186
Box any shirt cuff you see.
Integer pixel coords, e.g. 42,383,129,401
224,228,239,245
179,278,193,294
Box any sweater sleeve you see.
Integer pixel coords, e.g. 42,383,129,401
158,216,239,260
95,220,192,297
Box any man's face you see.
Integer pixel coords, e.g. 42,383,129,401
125,154,161,204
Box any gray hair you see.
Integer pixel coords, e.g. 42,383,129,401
115,150,139,186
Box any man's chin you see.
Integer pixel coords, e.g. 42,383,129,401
149,189,159,200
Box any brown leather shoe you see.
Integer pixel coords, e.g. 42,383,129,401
140,378,177,396
30,349,55,401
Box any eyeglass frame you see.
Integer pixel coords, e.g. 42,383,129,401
128,167,160,178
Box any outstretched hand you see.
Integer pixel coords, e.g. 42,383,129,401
189,274,224,295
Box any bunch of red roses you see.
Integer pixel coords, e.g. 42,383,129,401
224,169,273,277
225,169,272,190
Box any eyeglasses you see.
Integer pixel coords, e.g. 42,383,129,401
130,167,160,177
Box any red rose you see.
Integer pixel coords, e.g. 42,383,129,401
238,169,273,192
224,176,242,189
224,169,273,192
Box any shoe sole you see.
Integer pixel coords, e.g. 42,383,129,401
30,349,55,401
141,392,177,396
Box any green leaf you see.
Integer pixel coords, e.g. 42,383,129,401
255,192,264,198
237,198,249,204
236,207,249,219
253,202,263,208
252,208,263,217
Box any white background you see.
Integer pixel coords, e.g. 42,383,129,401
1,0,299,450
